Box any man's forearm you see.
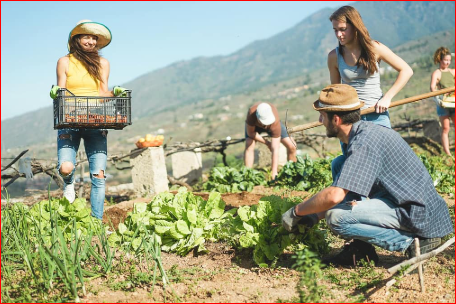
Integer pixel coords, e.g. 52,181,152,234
254,133,267,144
295,187,347,216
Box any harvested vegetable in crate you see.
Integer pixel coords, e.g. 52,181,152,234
53,88,132,130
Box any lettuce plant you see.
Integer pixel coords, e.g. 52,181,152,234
275,155,334,193
225,195,329,266
202,166,267,193
108,187,236,255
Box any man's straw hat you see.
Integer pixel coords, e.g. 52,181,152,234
313,84,365,112
68,20,112,51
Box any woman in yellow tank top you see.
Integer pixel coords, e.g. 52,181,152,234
52,20,128,220
430,47,455,156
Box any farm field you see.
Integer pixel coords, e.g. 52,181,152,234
2,146,454,303
2,184,454,303
98,188,456,303
80,238,456,303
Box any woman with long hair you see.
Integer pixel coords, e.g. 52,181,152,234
430,47,455,156
51,20,127,219
327,6,413,184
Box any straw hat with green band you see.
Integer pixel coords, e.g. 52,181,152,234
68,20,112,51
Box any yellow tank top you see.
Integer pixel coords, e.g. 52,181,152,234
66,54,100,96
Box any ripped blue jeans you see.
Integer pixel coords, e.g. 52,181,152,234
57,129,108,219
325,197,415,252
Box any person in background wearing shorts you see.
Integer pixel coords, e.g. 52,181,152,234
430,47,455,156
244,102,297,180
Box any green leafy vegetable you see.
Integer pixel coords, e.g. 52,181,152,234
202,166,267,193
224,195,329,266
275,155,334,193
108,187,236,255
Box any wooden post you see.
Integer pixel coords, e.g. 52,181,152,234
414,238,425,293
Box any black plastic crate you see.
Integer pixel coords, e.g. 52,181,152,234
53,88,132,130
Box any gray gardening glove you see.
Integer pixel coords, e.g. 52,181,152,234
433,95,442,106
282,206,319,232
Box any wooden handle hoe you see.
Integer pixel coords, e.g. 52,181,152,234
287,86,455,134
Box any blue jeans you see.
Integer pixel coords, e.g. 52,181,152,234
57,129,108,219
325,197,415,252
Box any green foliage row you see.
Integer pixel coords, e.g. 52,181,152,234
419,154,455,194
203,151,454,196
202,166,267,193
108,188,235,255
6,198,103,244
201,155,335,195
109,188,329,266
1,199,112,302
1,198,167,302
223,195,329,267
275,155,334,193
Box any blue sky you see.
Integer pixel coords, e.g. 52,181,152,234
1,1,351,120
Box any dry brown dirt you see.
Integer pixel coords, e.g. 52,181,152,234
89,186,455,303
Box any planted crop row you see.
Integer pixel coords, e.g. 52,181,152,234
1,198,167,302
108,187,329,266
202,166,267,193
201,153,454,195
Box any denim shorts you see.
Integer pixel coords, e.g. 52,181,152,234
245,122,289,139
436,104,455,117
360,111,391,128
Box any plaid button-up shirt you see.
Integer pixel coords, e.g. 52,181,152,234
333,121,453,238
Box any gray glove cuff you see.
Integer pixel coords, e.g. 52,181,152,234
291,206,298,217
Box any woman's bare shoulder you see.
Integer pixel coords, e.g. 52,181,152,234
100,57,110,65
371,40,386,52
431,68,442,79
432,68,442,75
57,55,70,64
56,56,70,70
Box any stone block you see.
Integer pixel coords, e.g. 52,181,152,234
171,148,203,185
130,147,169,197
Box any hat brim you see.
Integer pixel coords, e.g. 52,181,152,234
313,99,365,112
68,21,112,51
258,116,276,126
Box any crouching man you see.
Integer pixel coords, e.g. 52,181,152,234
282,84,453,266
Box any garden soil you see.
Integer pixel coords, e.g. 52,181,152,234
6,186,454,303
88,186,455,303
